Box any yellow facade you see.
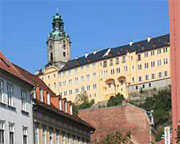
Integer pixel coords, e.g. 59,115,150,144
39,35,170,103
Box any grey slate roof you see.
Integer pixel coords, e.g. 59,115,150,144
60,34,170,72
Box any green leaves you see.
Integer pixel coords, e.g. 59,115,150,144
107,93,125,107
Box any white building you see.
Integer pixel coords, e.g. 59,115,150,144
0,51,34,144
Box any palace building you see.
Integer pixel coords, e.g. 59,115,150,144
38,12,171,103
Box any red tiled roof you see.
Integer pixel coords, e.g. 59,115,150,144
14,63,55,96
0,51,33,86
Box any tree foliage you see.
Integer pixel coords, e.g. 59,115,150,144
95,131,133,144
107,93,125,107
73,91,94,114
139,88,172,141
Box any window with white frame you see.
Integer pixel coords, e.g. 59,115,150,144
81,86,85,92
9,123,15,144
59,99,62,111
87,85,90,91
164,71,168,77
92,73,96,78
75,88,79,93
69,90,72,95
116,57,119,64
81,76,84,81
122,56,126,63
7,83,14,106
47,92,50,105
116,68,120,73
42,126,46,144
110,59,113,66
35,125,39,144
86,75,90,80
68,79,72,85
56,130,60,144
93,84,97,89
62,132,65,144
157,60,162,66
23,127,28,144
151,61,155,67
0,80,4,103
151,50,155,56
144,52,148,57
40,89,43,102
49,129,53,144
157,49,161,54
138,64,142,70
64,101,67,113
163,58,168,64
158,72,162,78
152,74,155,79
21,90,28,112
0,121,5,144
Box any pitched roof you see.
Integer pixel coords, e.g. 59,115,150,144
35,100,95,131
0,51,33,86
59,34,169,72
14,64,95,131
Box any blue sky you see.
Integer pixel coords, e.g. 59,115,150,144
0,0,169,73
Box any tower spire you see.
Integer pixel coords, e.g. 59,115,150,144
56,8,59,13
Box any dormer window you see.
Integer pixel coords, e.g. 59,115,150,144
64,101,67,113
59,99,62,111
40,88,43,102
47,92,50,105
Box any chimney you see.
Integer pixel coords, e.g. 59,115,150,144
147,36,151,42
129,41,134,46
36,86,40,101
93,51,97,55
85,52,89,58
122,100,127,106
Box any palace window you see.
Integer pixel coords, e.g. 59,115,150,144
132,77,135,83
157,60,162,66
42,127,46,144
157,49,161,54
64,91,67,96
151,61,155,67
0,80,4,103
144,63,149,69
58,82,62,87
86,75,90,80
59,99,62,111
81,76,84,81
116,68,120,73
110,59,113,66
63,52,66,57
124,66,128,72
63,81,66,86
138,64,142,70
75,88,79,93
145,75,149,80
103,61,107,68
69,90,72,95
139,76,142,82
158,72,162,78
87,85,90,91
163,47,168,52
35,125,39,144
144,52,148,57
151,50,155,56
122,56,126,63
116,57,119,64
75,78,78,83
111,69,115,74
93,84,97,89
93,73,96,78
7,83,14,106
163,58,168,64
62,132,65,144
164,71,168,77
152,74,155,79
0,121,5,144
137,54,141,61
81,86,85,92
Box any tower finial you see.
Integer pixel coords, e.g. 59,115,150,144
56,8,59,13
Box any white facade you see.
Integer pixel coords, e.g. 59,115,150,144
0,72,34,144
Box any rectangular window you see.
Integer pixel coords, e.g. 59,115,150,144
0,80,4,103
144,52,148,57
75,78,78,83
9,124,15,144
93,73,96,78
111,69,115,74
40,89,43,102
139,76,142,82
86,75,90,80
163,47,168,52
0,121,5,144
124,66,128,72
75,88,79,93
23,127,28,144
152,74,155,79
7,83,14,106
116,68,120,73
58,82,62,87
164,71,168,77
49,129,53,144
56,130,60,144
69,90,72,95
110,59,113,66
163,58,168,64
42,127,46,144
158,72,162,78
116,57,119,64
138,64,142,70
63,81,66,86
21,90,27,111
81,76,84,81
68,79,72,85
132,77,135,83
144,63,149,69
62,132,65,144
157,60,162,66
103,61,107,68
122,56,126,63
35,125,39,144
145,75,149,80
151,50,155,56
81,86,85,92
93,84,97,89
137,54,141,61
64,91,67,96
87,85,90,91
151,61,155,67
157,49,161,54
59,99,62,111
47,93,50,105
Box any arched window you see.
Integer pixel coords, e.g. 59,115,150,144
63,52,66,57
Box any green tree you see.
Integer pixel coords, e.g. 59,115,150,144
107,93,125,107
94,131,133,144
73,91,94,114
139,88,172,141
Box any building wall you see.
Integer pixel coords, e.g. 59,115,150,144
0,72,34,144
169,0,180,143
78,104,155,144
40,44,170,103
34,108,90,144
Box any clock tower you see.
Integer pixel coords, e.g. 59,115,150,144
47,12,71,69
